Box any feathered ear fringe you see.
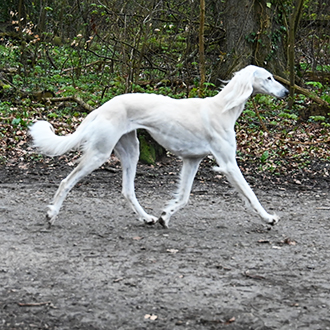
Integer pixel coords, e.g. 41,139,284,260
222,71,254,113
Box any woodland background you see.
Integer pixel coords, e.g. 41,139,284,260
1,0,330,178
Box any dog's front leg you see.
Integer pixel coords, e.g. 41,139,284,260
214,164,279,224
212,139,279,225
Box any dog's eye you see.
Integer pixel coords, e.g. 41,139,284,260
267,77,272,80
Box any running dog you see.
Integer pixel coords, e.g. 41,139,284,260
30,65,288,228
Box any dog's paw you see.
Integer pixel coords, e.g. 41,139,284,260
143,216,158,226
46,205,58,225
267,214,279,226
158,216,169,229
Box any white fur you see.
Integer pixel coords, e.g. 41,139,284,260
29,65,288,228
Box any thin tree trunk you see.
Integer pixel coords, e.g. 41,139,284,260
199,0,206,96
17,0,25,36
38,0,48,39
288,0,305,108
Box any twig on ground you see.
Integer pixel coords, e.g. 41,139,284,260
274,74,330,108
17,301,55,307
42,95,94,112
252,98,269,134
244,271,265,280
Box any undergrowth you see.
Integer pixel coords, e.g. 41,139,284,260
1,40,330,178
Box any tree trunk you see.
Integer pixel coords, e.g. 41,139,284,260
17,0,25,37
214,0,288,80
38,0,48,38
288,0,304,108
199,0,206,96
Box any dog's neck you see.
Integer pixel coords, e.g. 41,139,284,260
211,78,252,123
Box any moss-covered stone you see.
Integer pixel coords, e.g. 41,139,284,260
138,131,165,164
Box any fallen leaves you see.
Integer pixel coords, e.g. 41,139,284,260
236,119,330,179
2,101,330,191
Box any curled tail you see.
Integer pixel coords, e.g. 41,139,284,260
29,120,86,156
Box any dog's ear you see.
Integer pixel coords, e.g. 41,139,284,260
222,71,254,112
252,67,270,78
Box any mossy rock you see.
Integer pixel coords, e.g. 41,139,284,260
138,131,165,164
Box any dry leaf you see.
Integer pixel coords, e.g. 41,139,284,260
258,239,270,244
167,249,179,254
225,316,235,324
283,237,297,245
244,271,265,280
144,314,158,321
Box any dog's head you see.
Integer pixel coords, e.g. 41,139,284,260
251,66,289,98
222,65,288,113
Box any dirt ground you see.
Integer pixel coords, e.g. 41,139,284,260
1,157,330,330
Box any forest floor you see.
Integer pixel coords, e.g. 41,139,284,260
1,156,330,330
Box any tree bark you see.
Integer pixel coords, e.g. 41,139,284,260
214,0,288,80
199,0,206,96
287,0,304,108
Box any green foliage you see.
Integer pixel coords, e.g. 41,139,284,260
260,150,269,163
304,81,330,104
310,115,325,121
279,112,299,121
305,81,323,89
188,82,218,98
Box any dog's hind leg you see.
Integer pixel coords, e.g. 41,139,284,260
115,131,158,225
46,126,121,225
47,149,111,225
158,157,202,228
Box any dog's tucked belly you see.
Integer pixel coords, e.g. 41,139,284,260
147,129,210,158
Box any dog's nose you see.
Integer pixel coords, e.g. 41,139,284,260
284,89,289,97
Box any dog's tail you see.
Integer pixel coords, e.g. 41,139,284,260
29,120,87,156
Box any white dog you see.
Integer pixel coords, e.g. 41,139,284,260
30,65,288,228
